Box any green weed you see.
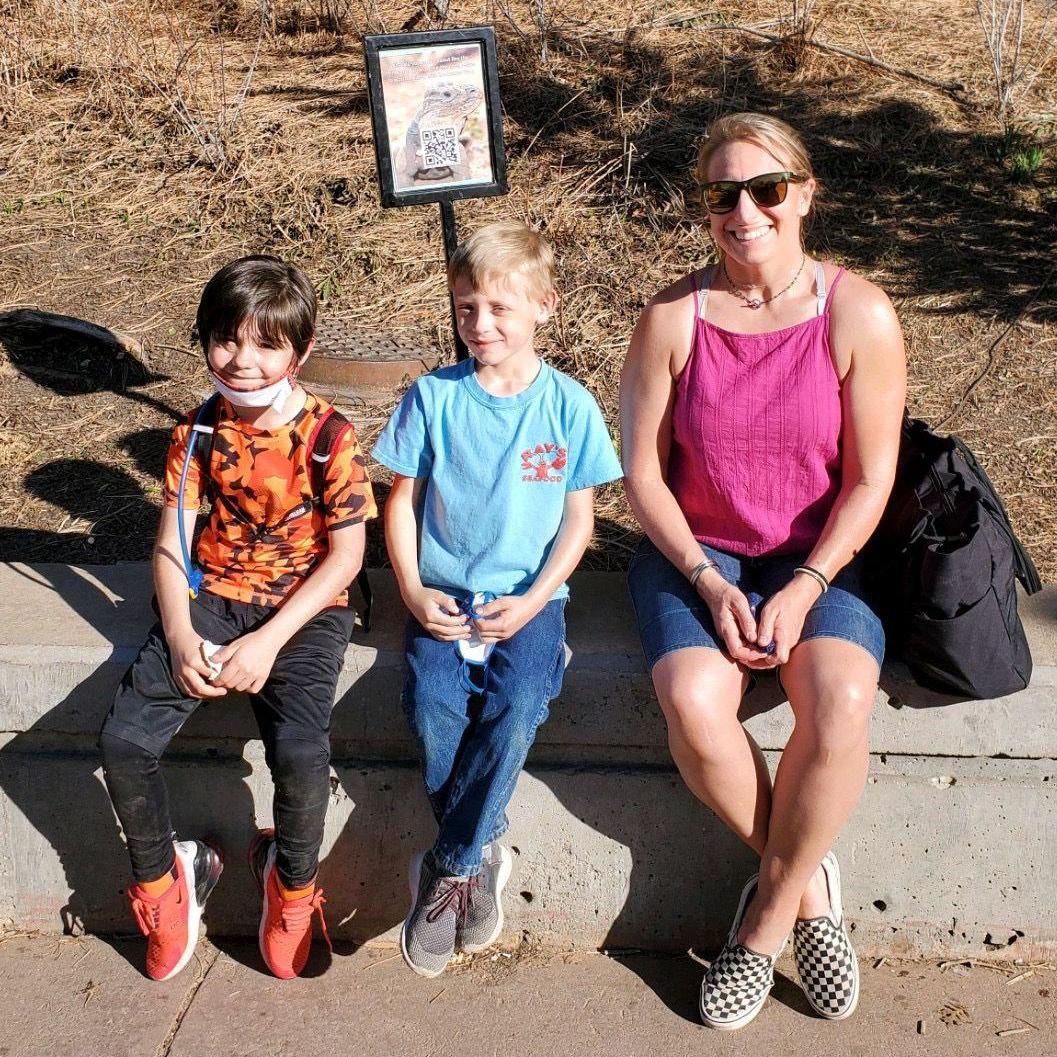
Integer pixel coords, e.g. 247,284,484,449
1008,145,1046,183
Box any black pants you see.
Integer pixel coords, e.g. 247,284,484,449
99,590,354,889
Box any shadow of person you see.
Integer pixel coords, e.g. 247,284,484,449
531,518,825,1023
0,309,183,419
0,455,251,967
308,567,436,955
0,454,165,565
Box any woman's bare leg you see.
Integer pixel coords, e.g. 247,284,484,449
736,638,878,955
652,647,770,852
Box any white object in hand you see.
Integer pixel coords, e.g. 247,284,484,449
200,640,224,680
458,592,495,666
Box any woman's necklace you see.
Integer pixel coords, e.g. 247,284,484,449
722,254,806,310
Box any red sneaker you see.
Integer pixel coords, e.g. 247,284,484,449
248,829,331,979
128,840,223,982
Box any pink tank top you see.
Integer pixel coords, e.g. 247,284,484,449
668,262,845,557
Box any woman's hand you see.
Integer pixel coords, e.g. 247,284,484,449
405,586,471,642
212,629,282,694
168,628,228,699
754,574,824,665
695,572,777,669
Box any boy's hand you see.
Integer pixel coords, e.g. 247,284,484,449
211,629,282,694
407,586,470,641
168,629,228,699
475,595,543,643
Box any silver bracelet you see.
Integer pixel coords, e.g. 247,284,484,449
793,565,829,593
688,558,717,588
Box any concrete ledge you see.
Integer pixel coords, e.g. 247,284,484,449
1,562,1054,957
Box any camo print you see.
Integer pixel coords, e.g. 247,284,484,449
163,391,376,607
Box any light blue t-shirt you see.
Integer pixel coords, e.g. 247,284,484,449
372,359,622,600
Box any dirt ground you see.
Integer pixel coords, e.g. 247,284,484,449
2,931,1056,1057
1,0,1055,577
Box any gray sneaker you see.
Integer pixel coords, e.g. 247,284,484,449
400,851,468,978
460,843,513,953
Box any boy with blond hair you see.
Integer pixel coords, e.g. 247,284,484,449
373,221,622,977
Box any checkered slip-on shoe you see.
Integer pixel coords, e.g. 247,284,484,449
793,851,860,1020
699,874,785,1031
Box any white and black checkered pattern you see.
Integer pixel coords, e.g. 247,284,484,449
700,941,776,1029
793,916,859,1017
793,852,860,1019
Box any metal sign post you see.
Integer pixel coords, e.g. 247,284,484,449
438,200,467,359
364,26,508,362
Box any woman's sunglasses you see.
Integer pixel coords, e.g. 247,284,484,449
701,171,805,214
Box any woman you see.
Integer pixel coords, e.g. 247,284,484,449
620,113,905,1030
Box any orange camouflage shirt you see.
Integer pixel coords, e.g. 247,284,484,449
163,391,376,607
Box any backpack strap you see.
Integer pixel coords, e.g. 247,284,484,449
952,435,1043,595
193,392,224,495
308,406,374,631
177,393,224,596
307,406,353,498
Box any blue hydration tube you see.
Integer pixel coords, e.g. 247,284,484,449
176,416,213,597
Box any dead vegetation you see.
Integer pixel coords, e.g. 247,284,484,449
0,0,1055,575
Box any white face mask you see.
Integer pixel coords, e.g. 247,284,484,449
209,371,293,414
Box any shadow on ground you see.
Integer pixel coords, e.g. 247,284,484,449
498,30,1057,324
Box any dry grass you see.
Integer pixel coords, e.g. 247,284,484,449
0,0,1055,576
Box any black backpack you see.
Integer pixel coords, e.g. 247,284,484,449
192,393,373,631
863,415,1041,699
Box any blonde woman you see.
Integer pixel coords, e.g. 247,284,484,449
620,113,905,1029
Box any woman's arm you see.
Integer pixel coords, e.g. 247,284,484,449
802,273,907,580
620,281,764,665
619,287,704,580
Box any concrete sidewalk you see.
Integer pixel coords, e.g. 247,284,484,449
1,931,1054,1057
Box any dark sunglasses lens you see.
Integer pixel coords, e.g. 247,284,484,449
748,175,788,207
705,183,740,213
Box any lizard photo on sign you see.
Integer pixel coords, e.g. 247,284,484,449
364,27,508,209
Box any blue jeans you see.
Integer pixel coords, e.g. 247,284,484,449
401,598,567,877
627,537,884,672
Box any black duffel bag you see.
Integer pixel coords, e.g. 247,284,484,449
863,415,1042,699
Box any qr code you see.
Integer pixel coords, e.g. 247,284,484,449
420,126,461,169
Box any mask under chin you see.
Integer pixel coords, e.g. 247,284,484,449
210,372,294,412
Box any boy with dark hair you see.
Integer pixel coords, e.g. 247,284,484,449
99,255,376,981
373,221,622,977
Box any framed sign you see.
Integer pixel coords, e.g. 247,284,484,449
364,27,508,208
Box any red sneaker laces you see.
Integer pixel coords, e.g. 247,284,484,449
131,896,161,936
130,882,180,936
279,887,332,952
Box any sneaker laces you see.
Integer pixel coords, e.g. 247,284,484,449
130,882,181,937
425,877,469,927
131,895,161,937
278,887,333,952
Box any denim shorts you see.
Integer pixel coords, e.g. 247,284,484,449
627,537,884,673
